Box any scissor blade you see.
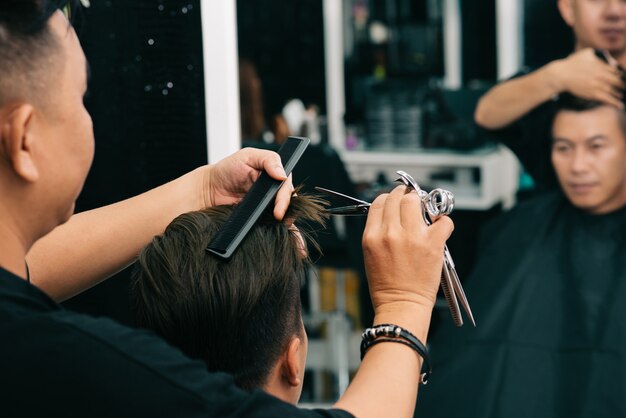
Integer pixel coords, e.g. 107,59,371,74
314,186,371,206
443,245,476,327
326,205,369,215
441,262,463,327
448,265,476,327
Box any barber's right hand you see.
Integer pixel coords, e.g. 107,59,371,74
362,185,454,314
550,48,625,109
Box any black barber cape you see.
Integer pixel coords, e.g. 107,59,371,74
418,191,626,418
0,268,353,418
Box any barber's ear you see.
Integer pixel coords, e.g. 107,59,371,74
283,337,304,387
557,0,575,27
1,104,39,182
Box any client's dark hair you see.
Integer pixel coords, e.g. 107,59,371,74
555,93,626,137
131,193,327,390
0,0,71,106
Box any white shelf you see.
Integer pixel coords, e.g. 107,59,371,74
321,1,521,212
339,145,519,210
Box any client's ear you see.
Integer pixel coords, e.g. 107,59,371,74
282,336,304,387
1,104,39,182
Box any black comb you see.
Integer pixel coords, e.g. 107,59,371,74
206,136,310,259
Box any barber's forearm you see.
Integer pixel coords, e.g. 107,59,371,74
26,167,205,302
474,63,560,129
333,302,433,418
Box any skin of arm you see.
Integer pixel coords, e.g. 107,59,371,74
333,186,454,418
475,48,624,130
474,64,561,130
27,148,293,301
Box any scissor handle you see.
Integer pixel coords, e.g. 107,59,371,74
395,171,455,219
423,188,455,218
395,171,474,327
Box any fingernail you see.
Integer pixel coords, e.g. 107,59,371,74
276,166,287,178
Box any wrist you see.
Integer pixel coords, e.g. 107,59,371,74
196,165,213,210
373,301,434,343
172,166,211,213
360,324,432,384
542,60,565,95
373,290,437,317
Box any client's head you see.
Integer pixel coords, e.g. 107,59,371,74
130,193,326,404
551,93,626,214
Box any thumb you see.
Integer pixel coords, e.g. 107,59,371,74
242,148,287,180
262,154,287,181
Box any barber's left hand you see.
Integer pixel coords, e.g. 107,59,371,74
202,147,294,220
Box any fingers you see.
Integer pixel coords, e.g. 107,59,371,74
400,191,424,231
569,70,625,109
273,174,294,220
599,68,625,100
242,147,288,181
595,90,625,109
429,215,455,244
565,50,625,105
603,70,625,90
593,73,624,108
594,56,625,104
261,153,288,181
363,191,386,239
601,49,620,68
239,148,292,220
396,187,453,246
381,185,409,228
365,186,431,244
362,185,455,313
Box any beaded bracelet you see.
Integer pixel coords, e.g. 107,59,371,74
360,323,432,384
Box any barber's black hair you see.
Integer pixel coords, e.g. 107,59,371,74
0,0,70,35
0,0,76,107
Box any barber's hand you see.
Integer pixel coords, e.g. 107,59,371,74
203,147,294,220
550,48,624,109
362,186,454,313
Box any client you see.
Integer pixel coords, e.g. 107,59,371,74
130,193,326,404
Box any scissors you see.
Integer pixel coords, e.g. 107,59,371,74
315,171,476,327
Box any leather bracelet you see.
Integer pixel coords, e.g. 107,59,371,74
360,323,432,384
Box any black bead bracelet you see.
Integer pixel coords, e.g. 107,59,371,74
360,323,432,384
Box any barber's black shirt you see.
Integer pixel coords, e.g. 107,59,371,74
0,267,353,418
